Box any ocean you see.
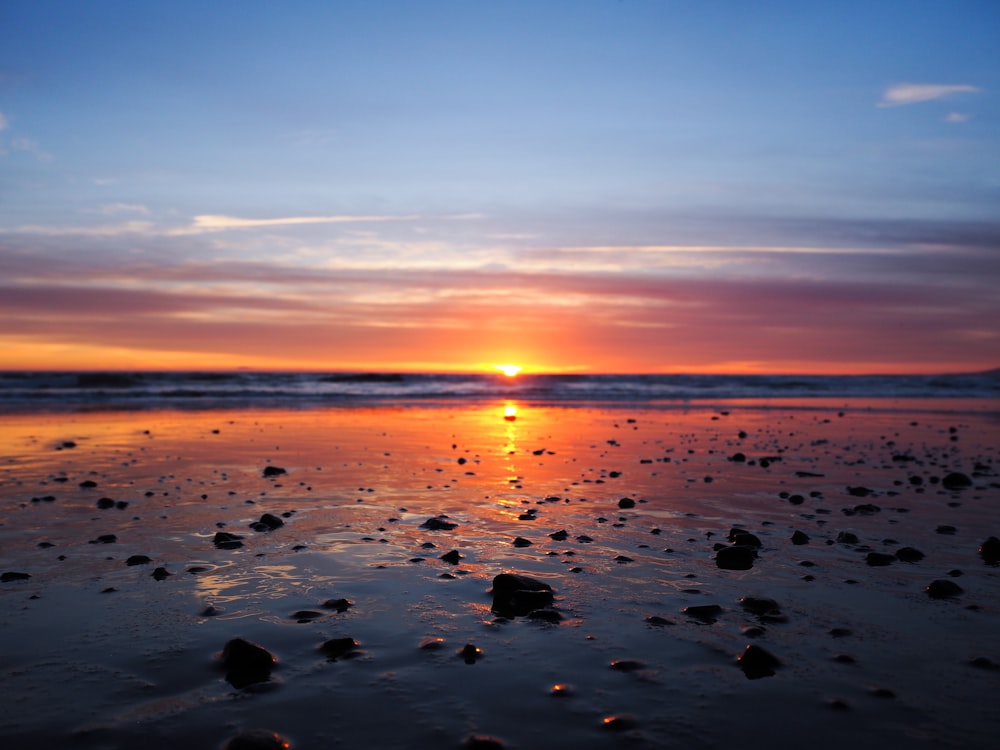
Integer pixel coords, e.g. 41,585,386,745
1,369,998,411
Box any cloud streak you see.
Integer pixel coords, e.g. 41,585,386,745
169,213,422,235
879,83,980,107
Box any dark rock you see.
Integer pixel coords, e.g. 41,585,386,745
614,555,634,563
440,550,463,564
601,714,639,731
737,644,781,679
942,472,972,490
223,728,291,750
463,735,504,750
262,466,286,478
1,571,31,582
836,531,859,544
420,516,458,530
319,637,359,660
321,597,353,612
256,513,284,530
618,498,635,509
791,530,809,545
491,573,554,617
979,536,1000,566
731,452,746,462
847,486,874,497
716,545,756,570
609,659,646,672
79,480,98,489
126,555,152,566
214,531,244,549
96,497,116,509
151,567,171,580
895,547,925,563
92,534,117,544
419,637,445,650
682,604,723,622
221,638,276,688
200,605,222,617
738,596,781,618
458,643,483,663
866,552,895,567
969,656,1000,671
290,610,323,622
549,529,569,541
731,532,762,548
576,534,593,543
936,525,957,535
527,608,563,623
512,536,532,547
926,579,963,599
645,615,674,626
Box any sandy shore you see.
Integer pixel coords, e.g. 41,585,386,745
1,400,999,749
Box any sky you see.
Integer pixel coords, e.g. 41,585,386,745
1,0,998,374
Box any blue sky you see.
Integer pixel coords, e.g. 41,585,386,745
1,1,998,372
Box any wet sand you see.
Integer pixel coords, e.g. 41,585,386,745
1,400,999,749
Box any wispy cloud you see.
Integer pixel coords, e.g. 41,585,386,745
10,137,53,161
98,203,151,216
169,214,422,235
12,221,154,237
945,112,972,123
878,83,979,107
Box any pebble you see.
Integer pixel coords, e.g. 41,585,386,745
491,573,555,617
716,545,756,570
125,555,152,566
224,728,291,750
420,516,458,530
926,579,964,599
262,466,286,478
1,571,31,582
895,547,925,563
221,638,276,688
682,604,723,622
941,472,972,490
214,531,244,549
866,552,895,567
321,598,353,612
458,643,483,663
319,637,359,660
609,659,645,672
737,644,781,679
791,530,809,545
512,536,532,547
601,714,639,730
463,735,504,750
440,550,463,564
979,536,1000,566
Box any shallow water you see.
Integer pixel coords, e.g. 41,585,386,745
1,401,998,748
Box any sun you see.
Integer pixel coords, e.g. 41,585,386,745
494,364,522,377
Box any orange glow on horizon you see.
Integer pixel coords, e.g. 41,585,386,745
494,364,523,377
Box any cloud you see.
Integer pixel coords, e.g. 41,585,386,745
878,83,980,107
99,203,151,216
945,112,972,123
0,112,7,131
169,213,422,235
12,220,154,237
10,137,53,161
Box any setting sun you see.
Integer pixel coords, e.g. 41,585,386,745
494,364,523,377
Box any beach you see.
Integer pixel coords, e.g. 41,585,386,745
1,399,999,749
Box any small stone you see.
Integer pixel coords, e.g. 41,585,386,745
716,545,756,570
550,683,574,697
214,531,244,549
262,466,286,478
738,644,781,679
926,579,963,599
96,497,116,509
418,637,445,650
645,615,674,626
549,529,569,541
791,530,809,545
221,638,276,688
440,550,463,564
151,567,171,580
979,537,1000,566
255,513,284,530
609,659,646,672
895,547,925,563
319,637,359,660
866,552,895,567
92,534,117,544
836,531,859,544
321,598,353,612
527,608,563,623
682,604,723,622
290,610,323,622
126,555,152,566
491,573,554,617
936,525,957,535
512,537,532,547
458,643,483,663
1,571,31,582
618,498,635,509
738,597,781,617
463,735,504,750
601,714,639,730
224,728,291,750
420,516,458,530
941,472,972,490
